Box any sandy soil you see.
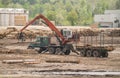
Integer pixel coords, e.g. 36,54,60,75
0,39,120,78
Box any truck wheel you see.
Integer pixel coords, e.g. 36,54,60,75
48,48,55,54
86,50,92,57
55,48,62,55
38,48,43,53
80,50,86,57
102,52,108,58
93,50,100,57
27,46,34,49
105,52,108,57
64,50,70,55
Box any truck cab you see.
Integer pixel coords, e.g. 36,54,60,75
28,36,50,49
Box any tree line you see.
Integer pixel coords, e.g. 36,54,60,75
0,0,120,26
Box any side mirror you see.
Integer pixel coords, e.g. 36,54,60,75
114,19,119,23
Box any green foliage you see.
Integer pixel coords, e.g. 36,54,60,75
116,0,120,9
1,0,12,6
0,0,119,26
94,0,109,14
47,11,56,20
67,10,78,26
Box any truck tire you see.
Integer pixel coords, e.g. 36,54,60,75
80,50,86,57
27,46,34,49
102,52,108,58
93,50,100,57
86,50,92,57
64,50,70,55
55,48,62,55
48,47,55,54
38,48,43,53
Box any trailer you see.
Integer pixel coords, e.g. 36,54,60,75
27,28,114,58
76,45,113,57
75,30,114,57
20,14,114,58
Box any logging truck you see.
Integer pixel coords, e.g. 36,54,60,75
19,14,114,57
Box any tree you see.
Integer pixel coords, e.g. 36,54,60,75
65,1,72,12
47,11,56,21
41,0,50,4
1,0,12,6
107,0,117,9
0,0,3,7
94,0,109,14
67,10,78,26
28,0,37,5
76,0,93,25
0,0,118,26
116,0,120,9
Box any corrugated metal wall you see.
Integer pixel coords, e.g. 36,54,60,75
14,15,26,26
10,14,15,26
0,13,28,26
0,14,9,26
0,8,29,26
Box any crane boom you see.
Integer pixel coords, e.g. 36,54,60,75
20,14,67,44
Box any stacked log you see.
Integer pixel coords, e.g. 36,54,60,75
5,27,18,35
33,29,43,36
0,27,119,39
0,27,18,39
79,29,99,36
22,29,36,39
0,29,6,39
7,31,19,39
107,29,120,37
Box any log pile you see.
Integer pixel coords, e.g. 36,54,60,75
0,27,119,39
0,27,18,39
0,29,6,39
79,29,99,36
107,29,120,37
0,27,54,39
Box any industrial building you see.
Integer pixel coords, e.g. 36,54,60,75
105,10,120,14
0,8,29,26
94,10,120,28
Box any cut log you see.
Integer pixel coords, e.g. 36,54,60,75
2,60,23,64
46,60,79,64
24,61,39,64
46,59,80,64
23,59,38,64
2,59,36,64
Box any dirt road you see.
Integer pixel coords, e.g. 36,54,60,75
0,39,120,78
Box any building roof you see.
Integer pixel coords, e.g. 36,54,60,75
0,8,28,14
94,14,120,22
105,10,120,14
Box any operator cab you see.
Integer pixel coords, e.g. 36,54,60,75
28,36,50,49
61,29,72,39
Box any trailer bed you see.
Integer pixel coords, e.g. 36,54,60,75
76,45,114,57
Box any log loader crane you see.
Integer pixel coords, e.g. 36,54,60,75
19,14,114,57
19,14,79,55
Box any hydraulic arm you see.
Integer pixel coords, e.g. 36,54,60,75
20,14,68,44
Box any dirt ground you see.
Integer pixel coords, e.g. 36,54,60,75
0,39,120,78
